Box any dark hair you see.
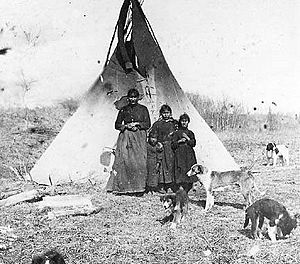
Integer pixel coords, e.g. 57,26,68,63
159,104,172,116
179,113,190,123
127,88,139,98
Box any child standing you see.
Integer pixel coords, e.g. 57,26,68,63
171,113,197,193
146,135,163,193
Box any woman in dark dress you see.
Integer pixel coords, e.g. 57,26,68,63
171,113,197,193
149,104,177,193
109,88,151,195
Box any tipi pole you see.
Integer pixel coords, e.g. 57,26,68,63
132,0,160,48
103,22,118,69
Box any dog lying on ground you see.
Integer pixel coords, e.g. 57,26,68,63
160,187,188,229
244,198,297,242
266,143,289,166
187,164,265,211
32,249,66,264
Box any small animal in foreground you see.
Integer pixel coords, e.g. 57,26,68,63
266,143,289,166
244,198,297,242
32,249,66,264
187,164,265,211
160,187,188,228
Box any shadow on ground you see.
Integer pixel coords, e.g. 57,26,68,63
189,198,245,210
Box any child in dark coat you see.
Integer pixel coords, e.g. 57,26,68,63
146,135,163,193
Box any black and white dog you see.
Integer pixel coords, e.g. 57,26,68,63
32,249,66,264
266,143,289,166
160,187,189,229
244,198,297,242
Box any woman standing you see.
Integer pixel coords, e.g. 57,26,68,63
171,113,197,193
110,88,151,196
149,104,177,193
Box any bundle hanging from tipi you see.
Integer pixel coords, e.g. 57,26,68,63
30,0,240,186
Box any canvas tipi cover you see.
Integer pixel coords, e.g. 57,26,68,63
30,0,240,186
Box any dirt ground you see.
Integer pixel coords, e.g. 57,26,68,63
0,108,300,263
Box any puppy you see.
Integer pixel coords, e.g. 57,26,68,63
32,249,66,264
160,187,188,229
266,143,289,166
244,198,297,242
187,164,265,211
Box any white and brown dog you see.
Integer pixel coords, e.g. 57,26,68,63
160,187,189,229
266,143,289,166
244,198,297,242
32,249,66,264
187,164,265,211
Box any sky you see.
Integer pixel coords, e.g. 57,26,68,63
0,0,299,114
144,0,300,114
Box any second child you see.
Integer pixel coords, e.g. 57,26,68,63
146,135,163,193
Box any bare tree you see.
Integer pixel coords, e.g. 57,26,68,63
21,26,41,46
16,70,37,129
186,92,248,131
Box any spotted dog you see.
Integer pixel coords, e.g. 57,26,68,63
187,164,265,211
160,187,188,229
244,198,297,242
266,143,289,166
32,249,66,264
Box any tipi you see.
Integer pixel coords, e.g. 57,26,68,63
30,0,240,186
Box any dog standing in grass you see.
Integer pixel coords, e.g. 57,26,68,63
187,164,265,211
160,187,189,229
266,143,289,166
32,249,66,264
244,198,297,242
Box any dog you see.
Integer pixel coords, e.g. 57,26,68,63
32,249,66,264
159,187,188,228
244,198,297,242
187,164,265,211
266,143,289,166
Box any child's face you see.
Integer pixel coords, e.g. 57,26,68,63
161,110,171,120
149,137,157,146
128,95,138,105
180,119,189,128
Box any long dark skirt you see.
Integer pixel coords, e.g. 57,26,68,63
146,144,159,188
174,144,197,192
159,141,174,184
107,129,147,194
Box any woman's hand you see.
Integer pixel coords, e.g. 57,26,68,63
131,122,140,127
182,132,190,141
125,122,139,131
178,138,187,143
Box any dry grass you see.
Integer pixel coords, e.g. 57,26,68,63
0,107,300,264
